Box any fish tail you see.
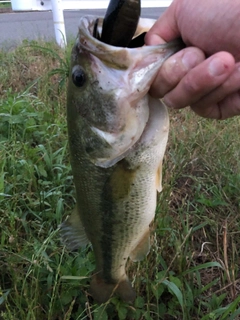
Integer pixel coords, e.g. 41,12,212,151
90,274,136,303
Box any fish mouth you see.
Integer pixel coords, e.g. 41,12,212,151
81,15,157,49
93,17,147,49
77,16,184,69
98,0,141,47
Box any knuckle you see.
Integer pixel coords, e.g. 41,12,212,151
182,73,202,95
159,59,185,95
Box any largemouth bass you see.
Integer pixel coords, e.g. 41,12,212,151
61,16,183,303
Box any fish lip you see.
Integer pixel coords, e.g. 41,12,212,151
78,15,122,50
78,15,131,68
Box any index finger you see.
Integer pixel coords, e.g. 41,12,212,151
145,3,180,45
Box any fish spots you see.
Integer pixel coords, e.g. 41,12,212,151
91,80,99,86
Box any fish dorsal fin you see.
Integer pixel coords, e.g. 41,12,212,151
129,229,150,262
156,161,163,192
60,205,90,251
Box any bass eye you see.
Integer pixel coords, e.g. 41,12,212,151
72,66,86,87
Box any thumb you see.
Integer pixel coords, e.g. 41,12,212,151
145,2,180,45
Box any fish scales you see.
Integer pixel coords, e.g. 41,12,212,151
61,16,183,303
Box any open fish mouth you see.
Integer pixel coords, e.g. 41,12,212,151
91,0,184,49
78,15,184,62
93,16,159,49
99,0,141,47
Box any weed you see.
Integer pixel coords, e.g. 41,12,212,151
0,2,11,9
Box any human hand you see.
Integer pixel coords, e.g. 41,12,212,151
145,0,240,119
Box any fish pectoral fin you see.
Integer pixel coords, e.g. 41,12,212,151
129,229,151,262
156,161,163,192
60,205,90,250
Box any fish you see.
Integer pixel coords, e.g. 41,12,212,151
60,16,184,303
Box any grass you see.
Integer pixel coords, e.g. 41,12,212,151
0,1,11,9
0,40,240,320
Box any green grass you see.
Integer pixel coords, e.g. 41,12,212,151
0,1,11,9
0,40,240,320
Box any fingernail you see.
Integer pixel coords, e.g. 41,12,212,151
208,58,226,76
182,51,200,70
